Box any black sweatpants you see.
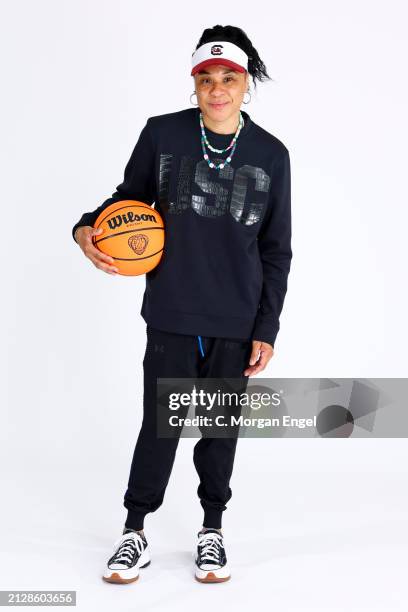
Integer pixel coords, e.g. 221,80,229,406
123,325,252,530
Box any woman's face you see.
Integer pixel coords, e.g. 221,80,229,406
194,64,249,124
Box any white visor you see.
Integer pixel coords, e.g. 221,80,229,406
191,41,248,76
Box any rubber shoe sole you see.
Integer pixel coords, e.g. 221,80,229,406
194,560,231,583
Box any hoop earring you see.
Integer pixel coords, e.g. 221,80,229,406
243,89,252,104
190,91,198,106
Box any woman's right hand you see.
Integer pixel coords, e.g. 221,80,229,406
74,226,119,275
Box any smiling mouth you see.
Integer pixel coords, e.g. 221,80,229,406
209,102,229,107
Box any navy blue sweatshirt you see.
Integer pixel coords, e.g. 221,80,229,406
72,107,292,347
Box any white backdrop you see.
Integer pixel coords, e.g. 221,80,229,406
1,1,407,610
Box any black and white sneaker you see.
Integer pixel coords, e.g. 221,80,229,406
102,531,151,584
194,528,231,583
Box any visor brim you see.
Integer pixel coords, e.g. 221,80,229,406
191,58,246,76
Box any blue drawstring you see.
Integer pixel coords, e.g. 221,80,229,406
197,335,205,357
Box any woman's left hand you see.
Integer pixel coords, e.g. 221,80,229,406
244,340,274,376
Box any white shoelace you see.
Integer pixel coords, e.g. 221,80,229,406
198,532,223,563
112,534,145,565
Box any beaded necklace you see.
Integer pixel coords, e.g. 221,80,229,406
199,111,244,170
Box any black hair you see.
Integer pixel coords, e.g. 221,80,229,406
194,25,273,90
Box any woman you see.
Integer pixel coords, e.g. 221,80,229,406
72,24,292,584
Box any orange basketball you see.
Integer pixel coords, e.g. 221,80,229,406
92,200,165,276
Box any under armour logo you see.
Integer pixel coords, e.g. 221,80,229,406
154,343,165,353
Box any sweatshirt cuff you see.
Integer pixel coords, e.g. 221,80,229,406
251,319,279,347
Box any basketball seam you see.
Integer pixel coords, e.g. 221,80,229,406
93,227,164,244
106,247,164,261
